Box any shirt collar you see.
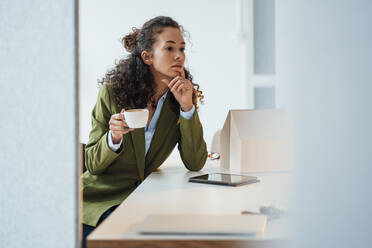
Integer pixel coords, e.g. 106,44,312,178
160,89,169,101
145,90,169,110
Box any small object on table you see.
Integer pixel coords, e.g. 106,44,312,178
208,152,220,160
241,205,290,221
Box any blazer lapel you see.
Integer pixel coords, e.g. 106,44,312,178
145,93,178,163
130,128,145,181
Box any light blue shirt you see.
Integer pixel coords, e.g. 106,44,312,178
108,90,195,154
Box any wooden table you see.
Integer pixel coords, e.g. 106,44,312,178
87,157,293,248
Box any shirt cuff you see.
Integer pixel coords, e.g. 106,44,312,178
180,105,195,120
107,130,122,151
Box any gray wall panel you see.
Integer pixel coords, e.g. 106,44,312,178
254,87,275,109
276,0,372,247
254,0,275,74
0,1,77,247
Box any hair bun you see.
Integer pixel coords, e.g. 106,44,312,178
122,27,140,53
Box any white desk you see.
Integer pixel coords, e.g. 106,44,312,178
87,158,293,248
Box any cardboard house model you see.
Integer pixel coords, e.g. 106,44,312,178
214,109,293,173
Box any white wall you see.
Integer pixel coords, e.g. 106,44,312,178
79,0,249,149
276,0,372,247
0,1,77,248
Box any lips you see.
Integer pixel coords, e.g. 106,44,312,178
171,65,183,68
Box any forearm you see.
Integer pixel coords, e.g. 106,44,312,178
178,110,208,171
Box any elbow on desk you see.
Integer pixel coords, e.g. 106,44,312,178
183,150,208,172
179,139,208,171
186,164,204,172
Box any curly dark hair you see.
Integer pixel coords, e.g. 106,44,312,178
99,16,204,114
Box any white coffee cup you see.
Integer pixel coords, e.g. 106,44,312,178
123,109,149,128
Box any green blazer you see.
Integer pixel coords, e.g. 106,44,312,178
82,84,208,226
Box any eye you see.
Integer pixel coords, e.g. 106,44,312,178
180,47,185,52
166,47,173,51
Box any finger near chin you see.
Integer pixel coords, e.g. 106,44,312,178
177,84,185,93
174,80,185,91
169,76,181,86
171,84,181,93
168,79,177,88
172,79,182,88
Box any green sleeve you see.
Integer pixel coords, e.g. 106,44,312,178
84,85,124,175
178,109,208,171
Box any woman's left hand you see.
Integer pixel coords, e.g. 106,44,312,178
162,74,193,112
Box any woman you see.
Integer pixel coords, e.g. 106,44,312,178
82,16,208,246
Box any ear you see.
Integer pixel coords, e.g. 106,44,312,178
141,51,153,65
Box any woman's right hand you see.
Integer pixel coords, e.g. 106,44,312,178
109,109,134,144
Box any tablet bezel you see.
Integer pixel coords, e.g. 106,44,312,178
188,173,259,187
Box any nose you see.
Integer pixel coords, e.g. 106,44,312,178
175,51,185,61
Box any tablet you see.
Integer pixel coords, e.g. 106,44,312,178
188,173,259,187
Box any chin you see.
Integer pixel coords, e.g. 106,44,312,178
171,71,181,77
163,71,179,78
159,69,182,79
